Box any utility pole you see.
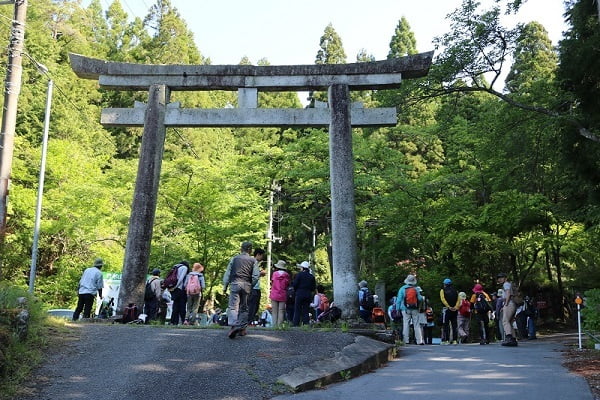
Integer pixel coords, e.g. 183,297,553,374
0,0,28,247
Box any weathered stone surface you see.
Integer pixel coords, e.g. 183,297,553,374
70,51,434,91
100,107,398,127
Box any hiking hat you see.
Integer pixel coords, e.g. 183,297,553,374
459,291,467,299
472,283,484,293
443,278,452,285
152,268,160,276
93,258,104,268
297,261,310,269
358,280,368,288
497,272,507,278
274,260,287,270
404,274,417,285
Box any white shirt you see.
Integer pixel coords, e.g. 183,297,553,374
78,267,103,295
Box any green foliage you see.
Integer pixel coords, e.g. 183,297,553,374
583,289,600,332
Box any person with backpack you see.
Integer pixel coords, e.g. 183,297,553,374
457,291,471,343
269,259,290,327
143,268,162,322
470,283,492,344
358,280,374,323
223,241,260,338
440,278,461,345
183,263,206,325
292,261,316,326
396,274,424,345
311,285,329,321
169,261,190,325
387,296,403,336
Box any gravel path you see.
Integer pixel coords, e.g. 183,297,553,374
16,323,356,400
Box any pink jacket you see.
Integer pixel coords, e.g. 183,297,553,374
270,270,290,302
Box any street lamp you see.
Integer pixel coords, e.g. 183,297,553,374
28,69,52,293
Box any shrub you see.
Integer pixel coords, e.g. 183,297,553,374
582,289,600,332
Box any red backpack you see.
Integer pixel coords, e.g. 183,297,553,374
459,299,471,316
404,286,419,309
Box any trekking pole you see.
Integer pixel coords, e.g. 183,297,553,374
575,295,583,350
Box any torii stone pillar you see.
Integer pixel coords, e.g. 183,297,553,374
119,84,169,308
328,84,358,317
69,52,433,316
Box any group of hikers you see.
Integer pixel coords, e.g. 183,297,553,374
73,244,537,347
358,272,537,347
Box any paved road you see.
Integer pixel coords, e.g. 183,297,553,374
16,323,356,400
273,334,594,400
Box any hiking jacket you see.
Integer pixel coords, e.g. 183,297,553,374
440,285,461,309
269,270,290,302
223,251,259,290
292,270,316,300
396,284,424,312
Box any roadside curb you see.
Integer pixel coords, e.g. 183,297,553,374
277,334,396,392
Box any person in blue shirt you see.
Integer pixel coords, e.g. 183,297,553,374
396,274,424,345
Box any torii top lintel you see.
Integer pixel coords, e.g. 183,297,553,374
69,51,434,92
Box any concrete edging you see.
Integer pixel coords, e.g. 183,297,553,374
276,334,396,392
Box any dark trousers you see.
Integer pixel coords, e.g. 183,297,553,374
293,295,311,326
443,309,459,342
475,312,490,343
170,288,187,325
423,325,433,344
73,293,95,320
144,298,159,322
247,289,261,324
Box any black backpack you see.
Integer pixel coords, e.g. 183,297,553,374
286,286,295,303
360,289,375,311
144,278,156,301
474,293,492,314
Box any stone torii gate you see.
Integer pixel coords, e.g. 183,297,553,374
69,52,433,317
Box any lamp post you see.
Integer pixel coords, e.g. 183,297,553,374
28,76,53,293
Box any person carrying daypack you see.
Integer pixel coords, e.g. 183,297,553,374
358,281,375,322
470,283,492,345
440,278,460,345
311,284,329,321
183,263,206,325
168,261,190,325
396,274,424,345
144,268,162,322
457,292,471,343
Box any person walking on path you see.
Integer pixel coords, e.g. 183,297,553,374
183,262,206,325
396,274,424,345
440,278,460,344
457,291,471,343
248,248,266,324
497,272,519,347
144,268,162,322
269,260,290,327
292,261,316,326
170,261,189,325
470,283,492,344
223,241,259,338
73,258,104,320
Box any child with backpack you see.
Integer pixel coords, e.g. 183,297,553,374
457,291,471,343
311,285,329,322
183,263,206,325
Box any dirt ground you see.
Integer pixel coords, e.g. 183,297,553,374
563,347,600,400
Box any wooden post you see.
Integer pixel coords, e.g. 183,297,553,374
328,84,359,319
117,84,169,312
